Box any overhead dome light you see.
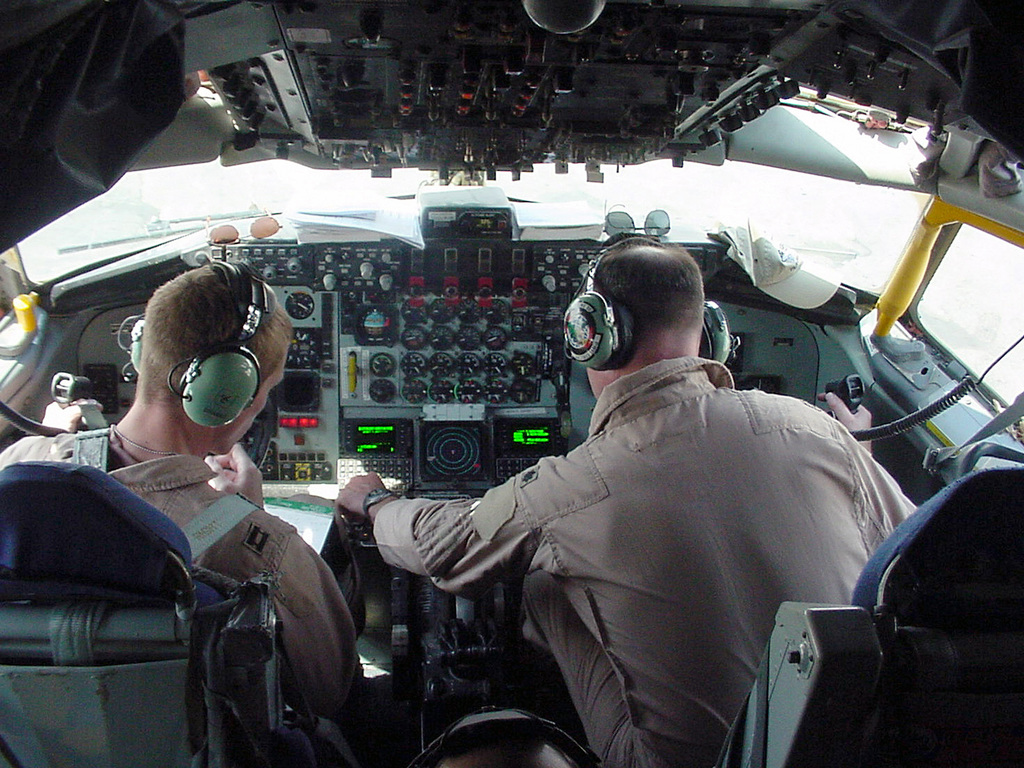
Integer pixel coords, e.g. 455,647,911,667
522,0,606,34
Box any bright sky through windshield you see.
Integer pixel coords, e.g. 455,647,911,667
19,157,926,291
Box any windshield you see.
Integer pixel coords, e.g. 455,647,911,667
18,156,927,290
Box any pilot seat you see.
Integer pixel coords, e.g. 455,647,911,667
408,708,599,768
0,461,318,768
716,466,1024,768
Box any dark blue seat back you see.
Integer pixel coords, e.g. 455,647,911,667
0,461,193,604
853,466,1024,631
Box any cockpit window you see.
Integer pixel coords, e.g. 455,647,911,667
915,225,1024,405
17,156,927,292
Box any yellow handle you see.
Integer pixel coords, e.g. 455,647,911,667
13,293,37,333
348,351,358,394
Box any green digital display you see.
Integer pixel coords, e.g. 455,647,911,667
512,427,552,446
355,424,396,453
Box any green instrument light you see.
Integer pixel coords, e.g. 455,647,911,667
355,424,396,453
513,428,551,446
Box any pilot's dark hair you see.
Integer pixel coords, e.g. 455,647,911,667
593,235,705,345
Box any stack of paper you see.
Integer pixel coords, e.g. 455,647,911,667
285,194,424,248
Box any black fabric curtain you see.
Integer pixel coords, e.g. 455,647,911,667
0,0,186,253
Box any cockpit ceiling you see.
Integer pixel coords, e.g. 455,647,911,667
2,0,1022,252
187,0,1017,173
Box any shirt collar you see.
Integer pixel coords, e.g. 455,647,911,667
589,356,734,435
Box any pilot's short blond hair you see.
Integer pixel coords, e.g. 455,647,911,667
136,265,291,402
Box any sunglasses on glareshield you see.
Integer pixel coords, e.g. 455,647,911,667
604,208,671,237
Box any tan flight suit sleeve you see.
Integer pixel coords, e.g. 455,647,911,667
372,478,539,599
196,507,359,723
268,526,359,721
843,433,918,550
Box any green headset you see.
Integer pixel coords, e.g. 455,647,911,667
563,240,732,370
563,248,634,370
133,262,272,427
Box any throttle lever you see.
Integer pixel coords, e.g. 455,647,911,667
825,374,864,414
51,372,107,430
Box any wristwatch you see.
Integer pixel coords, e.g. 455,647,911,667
362,488,397,517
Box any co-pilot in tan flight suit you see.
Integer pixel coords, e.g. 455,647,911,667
372,356,915,768
0,431,359,723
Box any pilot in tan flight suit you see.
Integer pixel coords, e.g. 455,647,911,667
337,236,915,768
0,264,359,724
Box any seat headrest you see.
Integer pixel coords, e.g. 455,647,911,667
853,466,1024,631
0,461,192,604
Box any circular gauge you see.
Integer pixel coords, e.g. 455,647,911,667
486,300,510,324
430,325,454,350
288,329,321,368
482,326,508,351
285,291,315,320
402,302,427,325
458,352,481,374
369,379,397,403
423,424,483,477
510,377,538,404
429,352,454,377
486,378,509,404
428,298,454,324
510,351,536,376
456,326,480,350
485,352,507,375
402,378,428,404
401,325,428,350
442,282,461,302
429,380,455,403
401,352,427,377
356,306,396,344
457,298,481,323
456,378,483,403
370,352,396,377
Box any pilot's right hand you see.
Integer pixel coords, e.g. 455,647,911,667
820,391,873,434
206,443,264,505
42,399,102,432
335,472,388,523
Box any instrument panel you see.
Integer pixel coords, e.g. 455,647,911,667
226,236,610,496
73,224,841,503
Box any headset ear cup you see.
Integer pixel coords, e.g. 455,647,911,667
564,292,614,369
700,301,731,363
180,347,261,427
563,291,633,370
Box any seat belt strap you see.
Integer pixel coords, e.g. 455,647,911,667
959,388,1024,447
182,495,259,558
70,427,256,558
926,388,1024,470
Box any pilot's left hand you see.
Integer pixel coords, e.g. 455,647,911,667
206,443,264,505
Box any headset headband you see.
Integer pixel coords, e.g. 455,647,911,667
209,261,270,343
